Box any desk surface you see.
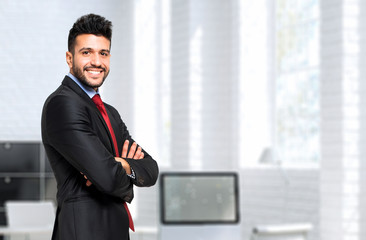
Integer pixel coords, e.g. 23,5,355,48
0,225,53,235
130,226,158,235
253,223,313,235
0,226,156,235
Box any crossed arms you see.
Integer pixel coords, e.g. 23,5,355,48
84,140,143,186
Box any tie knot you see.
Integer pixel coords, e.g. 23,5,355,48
92,94,103,107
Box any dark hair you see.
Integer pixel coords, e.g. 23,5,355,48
68,14,112,53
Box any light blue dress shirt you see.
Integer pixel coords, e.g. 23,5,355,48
68,72,98,98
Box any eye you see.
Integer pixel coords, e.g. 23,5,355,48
82,51,90,55
101,52,109,57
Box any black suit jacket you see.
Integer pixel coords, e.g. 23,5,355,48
41,76,159,240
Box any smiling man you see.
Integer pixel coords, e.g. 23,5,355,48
66,33,110,90
41,14,159,240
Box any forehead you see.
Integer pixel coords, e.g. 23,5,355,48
74,34,111,51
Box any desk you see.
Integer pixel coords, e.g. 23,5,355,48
0,225,53,240
252,223,313,235
0,225,155,240
251,223,313,240
130,227,158,240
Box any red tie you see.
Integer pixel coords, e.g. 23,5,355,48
92,94,135,232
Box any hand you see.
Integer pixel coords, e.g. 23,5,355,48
80,172,92,187
82,140,144,186
115,140,144,175
122,140,144,160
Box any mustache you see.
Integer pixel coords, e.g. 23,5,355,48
83,66,106,72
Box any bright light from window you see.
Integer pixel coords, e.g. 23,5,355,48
275,0,320,165
239,0,271,167
189,28,203,169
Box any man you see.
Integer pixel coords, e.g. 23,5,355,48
41,14,159,240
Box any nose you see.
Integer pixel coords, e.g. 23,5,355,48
90,53,101,66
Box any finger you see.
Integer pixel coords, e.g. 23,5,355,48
86,180,92,187
127,142,137,158
139,152,144,159
122,140,129,158
133,147,142,159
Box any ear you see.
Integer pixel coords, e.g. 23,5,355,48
66,51,73,69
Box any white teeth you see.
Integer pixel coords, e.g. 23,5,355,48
87,71,101,74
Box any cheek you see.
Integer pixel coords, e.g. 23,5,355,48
103,59,110,67
74,58,89,68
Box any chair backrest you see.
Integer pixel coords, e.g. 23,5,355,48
5,200,55,228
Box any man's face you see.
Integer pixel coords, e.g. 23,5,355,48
66,34,111,90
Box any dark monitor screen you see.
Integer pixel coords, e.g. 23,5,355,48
160,172,239,224
0,142,40,172
0,177,40,207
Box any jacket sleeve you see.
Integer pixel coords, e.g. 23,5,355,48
43,94,133,201
108,106,159,187
125,144,159,187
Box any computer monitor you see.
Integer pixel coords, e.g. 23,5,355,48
160,172,239,224
0,142,40,172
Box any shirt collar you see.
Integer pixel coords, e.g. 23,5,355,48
67,72,99,99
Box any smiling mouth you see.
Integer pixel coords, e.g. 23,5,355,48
87,70,103,75
84,67,105,75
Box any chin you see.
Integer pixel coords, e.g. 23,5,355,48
88,79,105,88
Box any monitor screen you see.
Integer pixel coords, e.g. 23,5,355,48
160,172,239,224
0,142,40,172
0,177,40,207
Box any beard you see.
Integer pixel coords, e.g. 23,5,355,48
72,62,110,89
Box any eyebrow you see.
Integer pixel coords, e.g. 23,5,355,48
78,47,110,53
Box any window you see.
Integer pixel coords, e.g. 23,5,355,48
240,0,320,166
275,0,319,165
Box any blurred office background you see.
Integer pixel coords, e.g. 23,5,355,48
0,0,363,239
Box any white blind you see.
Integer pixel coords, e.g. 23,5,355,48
320,0,362,239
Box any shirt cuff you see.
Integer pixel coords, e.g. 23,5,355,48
127,168,135,179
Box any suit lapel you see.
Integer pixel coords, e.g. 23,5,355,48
62,76,94,106
61,76,118,156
